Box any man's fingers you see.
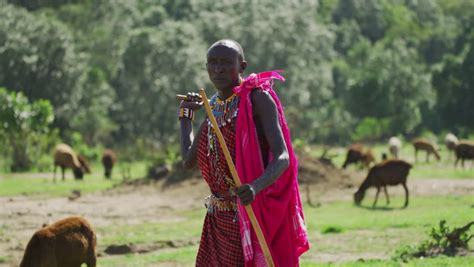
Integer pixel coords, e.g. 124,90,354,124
236,187,243,194
241,199,251,206
180,101,202,110
177,92,207,110
177,92,203,102
239,191,252,199
237,185,250,194
188,102,202,109
237,184,256,205
187,92,202,102
242,194,254,205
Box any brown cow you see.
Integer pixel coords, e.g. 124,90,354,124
342,143,375,169
413,138,440,162
20,216,96,267
454,141,474,168
354,159,412,208
102,149,117,179
53,144,90,181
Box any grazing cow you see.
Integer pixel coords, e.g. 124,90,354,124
354,159,412,208
445,133,459,152
454,141,474,168
388,136,402,159
102,149,117,179
53,144,90,181
342,143,375,169
413,138,440,162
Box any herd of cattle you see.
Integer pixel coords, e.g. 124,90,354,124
52,133,473,183
51,133,473,208
342,133,473,209
342,134,473,170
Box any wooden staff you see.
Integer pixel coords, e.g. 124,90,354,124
199,88,275,267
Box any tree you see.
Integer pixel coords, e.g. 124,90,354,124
194,0,339,142
7,0,84,10
342,39,435,135
0,4,86,129
333,0,391,43
433,32,474,133
2,0,472,147
0,88,54,171
111,21,208,142
69,67,117,146
52,0,142,79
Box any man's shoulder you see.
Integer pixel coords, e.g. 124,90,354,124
250,88,277,110
250,87,271,101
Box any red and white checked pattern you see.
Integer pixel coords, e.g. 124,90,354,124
196,114,244,265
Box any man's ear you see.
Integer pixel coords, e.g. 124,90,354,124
240,61,247,73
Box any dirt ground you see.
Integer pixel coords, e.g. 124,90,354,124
1,159,474,266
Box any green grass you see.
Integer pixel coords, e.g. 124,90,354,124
94,195,473,266
307,195,473,232
0,161,148,197
302,255,474,266
409,163,474,179
97,209,204,247
0,256,8,264
95,208,204,266
98,254,474,267
98,246,197,267
300,195,473,258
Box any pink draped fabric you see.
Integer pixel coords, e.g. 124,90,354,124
233,70,310,266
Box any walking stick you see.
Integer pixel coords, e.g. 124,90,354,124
199,89,275,267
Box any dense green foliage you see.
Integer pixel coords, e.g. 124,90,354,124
0,88,54,171
1,0,473,152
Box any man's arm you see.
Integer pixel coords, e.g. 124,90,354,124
180,118,205,169
179,93,204,169
236,89,290,205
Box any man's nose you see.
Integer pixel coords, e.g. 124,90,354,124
213,63,225,73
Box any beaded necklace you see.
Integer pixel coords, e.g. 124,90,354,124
206,93,240,187
210,93,240,127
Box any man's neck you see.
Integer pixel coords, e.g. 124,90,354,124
217,79,240,99
217,76,243,100
217,89,234,100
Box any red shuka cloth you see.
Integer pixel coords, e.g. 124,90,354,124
234,71,310,267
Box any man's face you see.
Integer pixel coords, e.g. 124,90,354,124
206,45,242,91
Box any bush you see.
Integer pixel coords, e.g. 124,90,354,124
321,225,344,234
0,88,54,171
30,128,62,172
69,132,102,161
351,117,391,142
393,220,474,262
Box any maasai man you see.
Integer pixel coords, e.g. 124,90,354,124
179,39,309,266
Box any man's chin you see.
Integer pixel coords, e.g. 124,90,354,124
212,81,229,90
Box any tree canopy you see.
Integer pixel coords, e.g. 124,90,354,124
1,0,473,149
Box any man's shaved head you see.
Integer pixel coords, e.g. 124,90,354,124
208,39,245,62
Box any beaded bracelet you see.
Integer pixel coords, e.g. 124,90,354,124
178,108,195,121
